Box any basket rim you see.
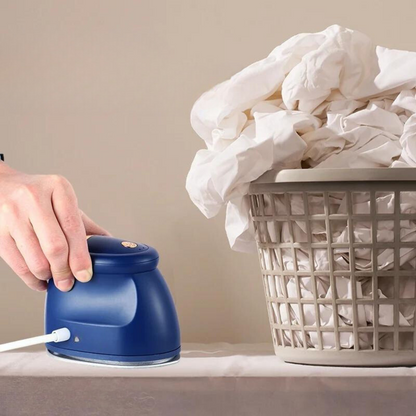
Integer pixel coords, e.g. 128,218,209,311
251,168,416,185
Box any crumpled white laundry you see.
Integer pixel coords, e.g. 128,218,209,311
187,25,416,349
186,24,416,253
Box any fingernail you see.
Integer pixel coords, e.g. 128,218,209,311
75,267,93,283
56,278,74,292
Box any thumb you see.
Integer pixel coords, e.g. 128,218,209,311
80,210,112,237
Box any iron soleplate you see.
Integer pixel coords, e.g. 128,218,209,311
47,350,180,369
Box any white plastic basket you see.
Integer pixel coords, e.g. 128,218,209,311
249,168,416,366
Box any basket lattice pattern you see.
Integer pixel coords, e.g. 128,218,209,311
250,183,416,356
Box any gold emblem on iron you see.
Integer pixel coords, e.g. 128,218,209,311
121,241,138,248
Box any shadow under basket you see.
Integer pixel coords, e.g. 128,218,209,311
249,168,416,367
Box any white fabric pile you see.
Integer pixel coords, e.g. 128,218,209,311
186,25,416,252
187,25,416,349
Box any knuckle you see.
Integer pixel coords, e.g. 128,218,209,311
51,267,72,280
44,240,68,258
8,183,41,206
14,183,37,201
14,184,29,197
14,263,32,278
49,174,70,188
1,201,20,218
31,260,50,278
1,202,18,217
24,183,41,202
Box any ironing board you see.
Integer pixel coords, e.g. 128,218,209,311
1,342,416,416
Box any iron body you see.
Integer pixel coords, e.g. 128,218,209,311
45,236,181,367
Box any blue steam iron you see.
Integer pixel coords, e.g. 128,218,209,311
45,236,181,367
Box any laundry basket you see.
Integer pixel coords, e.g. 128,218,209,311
249,168,416,366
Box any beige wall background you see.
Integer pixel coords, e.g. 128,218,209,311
0,0,415,344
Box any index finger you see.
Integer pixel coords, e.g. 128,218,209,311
50,176,92,283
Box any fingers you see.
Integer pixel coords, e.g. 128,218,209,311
0,233,47,292
28,202,74,292
0,172,109,293
50,176,93,284
80,210,111,236
8,221,51,282
28,178,89,291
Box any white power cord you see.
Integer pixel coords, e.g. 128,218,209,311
0,328,71,352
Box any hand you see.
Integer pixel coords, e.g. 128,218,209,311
0,163,110,292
